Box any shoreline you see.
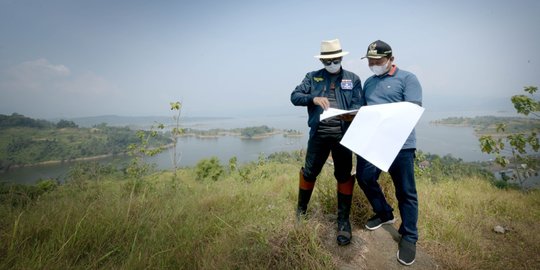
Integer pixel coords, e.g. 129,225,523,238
5,153,120,170
181,131,304,140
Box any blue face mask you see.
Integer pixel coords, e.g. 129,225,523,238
325,62,341,74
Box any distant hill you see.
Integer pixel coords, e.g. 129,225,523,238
0,114,171,169
49,115,234,128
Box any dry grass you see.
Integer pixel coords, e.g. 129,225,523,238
417,175,540,269
1,161,539,269
0,163,336,269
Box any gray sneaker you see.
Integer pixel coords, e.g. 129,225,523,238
397,238,416,266
365,214,396,230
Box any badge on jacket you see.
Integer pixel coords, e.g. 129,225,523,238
341,79,353,90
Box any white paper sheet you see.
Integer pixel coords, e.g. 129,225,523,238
340,102,424,172
320,108,359,121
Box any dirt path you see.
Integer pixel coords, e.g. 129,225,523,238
319,216,439,269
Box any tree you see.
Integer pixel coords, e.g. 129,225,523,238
0,113,52,128
169,101,184,181
56,119,78,128
479,86,540,187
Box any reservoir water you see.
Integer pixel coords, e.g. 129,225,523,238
1,110,505,184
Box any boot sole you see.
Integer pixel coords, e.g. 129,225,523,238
337,237,351,246
397,250,415,265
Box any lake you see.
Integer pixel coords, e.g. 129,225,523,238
0,110,506,184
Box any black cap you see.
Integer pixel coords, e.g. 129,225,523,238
361,40,392,59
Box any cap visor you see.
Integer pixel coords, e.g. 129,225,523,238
361,55,384,59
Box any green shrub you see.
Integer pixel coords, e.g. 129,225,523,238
195,157,224,181
0,180,58,207
267,150,304,164
36,179,58,193
491,179,520,190
228,156,237,172
238,166,252,182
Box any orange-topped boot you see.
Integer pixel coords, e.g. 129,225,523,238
336,174,355,245
297,168,315,219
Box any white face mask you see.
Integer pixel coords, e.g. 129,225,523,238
325,62,341,74
369,61,389,75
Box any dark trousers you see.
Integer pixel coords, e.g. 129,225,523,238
356,149,418,243
303,133,352,183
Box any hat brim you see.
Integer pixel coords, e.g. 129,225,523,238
361,55,386,59
314,51,349,59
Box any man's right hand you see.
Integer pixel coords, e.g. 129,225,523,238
313,97,330,110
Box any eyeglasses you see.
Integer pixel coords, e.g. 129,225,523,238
321,58,342,66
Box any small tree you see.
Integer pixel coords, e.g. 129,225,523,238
125,123,165,219
126,125,165,181
169,101,184,181
479,86,540,187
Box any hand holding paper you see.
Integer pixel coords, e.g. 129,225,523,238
313,97,330,110
320,108,359,121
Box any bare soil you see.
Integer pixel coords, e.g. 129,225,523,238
319,215,440,269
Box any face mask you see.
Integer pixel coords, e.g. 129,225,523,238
369,61,389,75
325,62,341,74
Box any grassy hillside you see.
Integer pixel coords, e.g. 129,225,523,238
0,125,170,169
1,157,539,269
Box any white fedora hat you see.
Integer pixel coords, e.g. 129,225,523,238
314,39,349,59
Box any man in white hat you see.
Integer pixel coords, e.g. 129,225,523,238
291,38,362,246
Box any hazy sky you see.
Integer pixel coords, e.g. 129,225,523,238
1,0,539,119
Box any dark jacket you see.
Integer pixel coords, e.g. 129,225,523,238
291,68,362,138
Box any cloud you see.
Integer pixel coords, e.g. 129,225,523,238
0,59,121,118
0,59,117,95
17,58,70,76
1,59,70,92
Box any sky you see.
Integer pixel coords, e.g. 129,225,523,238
0,0,539,119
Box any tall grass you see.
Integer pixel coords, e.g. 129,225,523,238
1,159,539,269
0,162,336,269
417,175,540,269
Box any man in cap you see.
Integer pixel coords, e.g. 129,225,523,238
291,39,362,246
356,40,422,265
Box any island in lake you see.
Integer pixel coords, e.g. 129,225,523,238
178,125,303,140
431,116,540,137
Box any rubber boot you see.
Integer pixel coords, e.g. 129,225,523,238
336,175,354,246
297,168,315,219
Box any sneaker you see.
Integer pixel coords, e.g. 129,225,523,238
365,214,396,230
397,238,416,266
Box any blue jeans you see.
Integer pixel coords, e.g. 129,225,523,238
356,149,418,243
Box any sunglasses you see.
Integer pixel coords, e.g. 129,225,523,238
321,58,342,66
